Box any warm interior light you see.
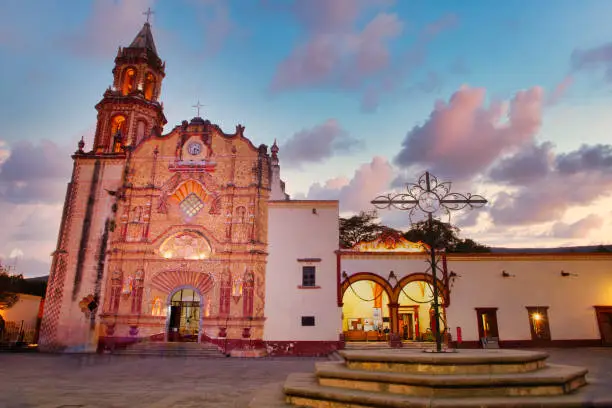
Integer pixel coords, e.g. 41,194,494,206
532,313,543,321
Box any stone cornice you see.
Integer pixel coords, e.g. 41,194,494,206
337,250,612,262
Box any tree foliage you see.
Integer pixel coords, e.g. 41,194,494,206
339,211,401,248
0,268,23,310
0,263,47,310
340,213,490,253
403,219,460,249
403,219,490,252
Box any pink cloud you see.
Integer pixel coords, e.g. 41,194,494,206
306,156,394,212
0,140,9,165
359,14,459,112
195,0,239,55
270,1,404,92
550,214,604,239
394,86,544,179
546,76,574,105
61,0,155,58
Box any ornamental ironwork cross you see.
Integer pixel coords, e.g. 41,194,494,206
143,7,154,23
371,171,487,352
192,100,205,117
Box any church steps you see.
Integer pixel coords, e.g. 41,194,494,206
112,341,225,357
314,361,587,398
273,350,612,407
283,372,609,408
340,349,548,375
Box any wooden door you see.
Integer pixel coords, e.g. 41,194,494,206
476,308,499,340
595,306,612,345
168,305,181,341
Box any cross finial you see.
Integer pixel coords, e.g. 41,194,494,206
192,100,205,117
143,7,154,23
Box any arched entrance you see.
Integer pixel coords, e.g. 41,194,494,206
167,287,202,342
394,274,448,342
341,273,393,342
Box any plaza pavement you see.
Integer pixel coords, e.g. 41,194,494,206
0,348,611,408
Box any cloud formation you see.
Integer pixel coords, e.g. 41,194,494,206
0,140,72,204
488,143,612,226
270,1,457,111
550,214,604,239
394,86,544,179
194,0,239,55
571,42,612,82
61,0,155,58
0,140,71,276
546,76,574,106
280,119,361,167
271,1,403,91
306,156,393,212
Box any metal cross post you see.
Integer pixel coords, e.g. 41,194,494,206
192,100,204,117
143,7,154,23
372,171,487,352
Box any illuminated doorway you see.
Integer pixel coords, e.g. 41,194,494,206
476,307,499,341
167,288,201,342
397,280,445,341
342,280,390,342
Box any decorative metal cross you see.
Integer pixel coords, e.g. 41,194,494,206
371,171,487,352
143,7,154,23
192,100,204,117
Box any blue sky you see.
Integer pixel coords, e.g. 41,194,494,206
1,0,612,276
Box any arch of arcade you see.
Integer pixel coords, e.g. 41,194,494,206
339,232,449,343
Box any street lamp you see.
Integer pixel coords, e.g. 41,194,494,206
372,171,487,352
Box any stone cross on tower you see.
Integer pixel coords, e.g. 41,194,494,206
143,7,154,23
192,100,204,117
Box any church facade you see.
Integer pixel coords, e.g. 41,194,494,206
38,22,340,355
39,22,612,355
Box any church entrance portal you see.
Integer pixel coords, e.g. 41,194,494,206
167,288,201,342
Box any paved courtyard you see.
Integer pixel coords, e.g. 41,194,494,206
0,348,611,408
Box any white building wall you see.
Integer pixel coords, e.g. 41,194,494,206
447,256,612,342
265,200,341,341
339,253,612,343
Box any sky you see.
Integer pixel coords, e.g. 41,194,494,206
1,0,612,277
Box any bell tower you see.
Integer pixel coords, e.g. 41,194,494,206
92,19,167,153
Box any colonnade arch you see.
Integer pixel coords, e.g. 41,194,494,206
341,272,449,342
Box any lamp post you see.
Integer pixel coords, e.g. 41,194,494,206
372,171,487,352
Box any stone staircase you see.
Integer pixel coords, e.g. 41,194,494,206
112,341,225,357
276,349,612,407
345,341,436,351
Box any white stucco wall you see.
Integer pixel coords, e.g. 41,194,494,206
265,200,341,341
340,252,612,343
447,255,612,342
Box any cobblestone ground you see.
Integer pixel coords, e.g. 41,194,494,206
0,348,611,408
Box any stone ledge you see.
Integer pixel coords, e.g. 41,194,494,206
283,372,612,408
340,349,550,364
316,361,587,389
230,348,268,358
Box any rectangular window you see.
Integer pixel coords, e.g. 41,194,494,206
301,316,315,326
302,266,316,287
526,306,551,340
